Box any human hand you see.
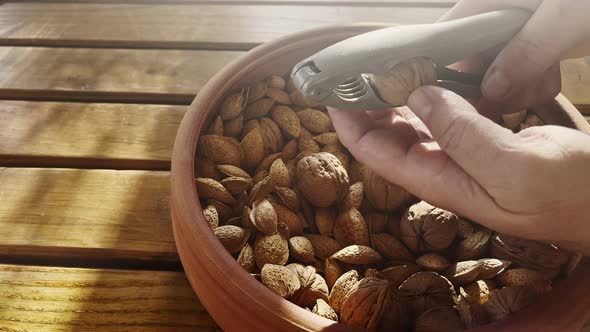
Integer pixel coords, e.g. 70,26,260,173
439,0,590,116
328,86,590,255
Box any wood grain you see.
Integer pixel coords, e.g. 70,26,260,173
0,3,447,49
0,47,242,104
0,264,218,331
8,0,456,5
562,58,590,115
0,168,177,264
0,101,185,169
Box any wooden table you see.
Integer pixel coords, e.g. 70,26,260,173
0,1,588,330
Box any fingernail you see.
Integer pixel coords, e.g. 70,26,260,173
407,87,433,117
483,69,511,100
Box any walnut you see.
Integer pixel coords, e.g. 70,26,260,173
296,152,350,207
484,286,535,322
340,277,391,329
400,201,458,253
399,271,457,317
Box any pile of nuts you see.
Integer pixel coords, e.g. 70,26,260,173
195,72,579,331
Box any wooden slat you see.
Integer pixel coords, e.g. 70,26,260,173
0,3,447,49
0,101,185,169
0,264,218,331
8,0,457,5
0,47,242,104
0,168,177,265
561,58,590,115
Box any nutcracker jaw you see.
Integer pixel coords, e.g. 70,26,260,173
290,9,530,110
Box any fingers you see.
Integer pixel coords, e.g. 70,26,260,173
407,86,518,182
477,63,562,117
481,0,590,102
438,0,542,22
327,106,506,220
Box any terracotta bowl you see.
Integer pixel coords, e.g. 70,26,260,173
171,24,590,332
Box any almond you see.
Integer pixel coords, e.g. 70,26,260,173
496,268,547,288
244,98,274,120
266,87,292,105
202,204,219,230
275,187,300,212
248,176,273,205
207,199,232,224
250,199,278,235
315,207,337,237
267,75,286,90
255,152,282,174
313,132,340,146
298,108,333,133
416,253,451,272
269,158,292,188
241,118,261,139
254,233,289,269
290,90,322,108
456,229,492,261
199,134,243,167
220,89,247,120
371,233,414,262
341,182,363,210
261,264,301,298
214,225,250,254
281,139,298,161
247,81,268,104
329,269,360,314
221,176,252,195
288,236,316,264
237,243,255,273
301,234,341,261
331,245,383,265
207,115,224,136
325,258,344,290
224,114,244,137
445,260,484,285
195,157,219,180
259,117,284,155
298,136,321,154
195,177,236,205
312,299,338,321
333,208,370,246
272,105,300,138
240,127,265,170
216,164,251,179
272,202,304,236
252,170,268,185
478,258,511,280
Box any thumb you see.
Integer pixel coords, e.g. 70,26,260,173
482,1,590,101
407,86,516,182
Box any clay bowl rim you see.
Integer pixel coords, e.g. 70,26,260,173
171,23,590,332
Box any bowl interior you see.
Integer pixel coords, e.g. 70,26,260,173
173,23,590,332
